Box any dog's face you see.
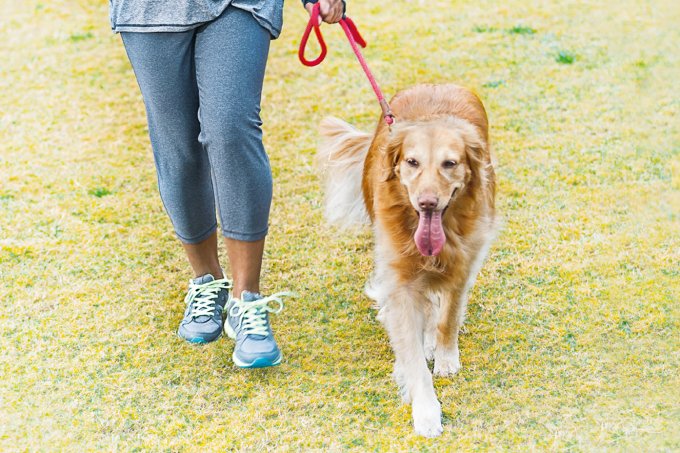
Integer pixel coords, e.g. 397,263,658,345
396,125,470,212
387,117,485,256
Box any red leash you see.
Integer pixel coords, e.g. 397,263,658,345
299,3,395,125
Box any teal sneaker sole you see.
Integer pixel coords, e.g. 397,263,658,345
232,352,282,368
177,329,221,344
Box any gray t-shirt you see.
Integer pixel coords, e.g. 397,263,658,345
109,0,283,38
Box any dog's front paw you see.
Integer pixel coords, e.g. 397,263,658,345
412,396,443,438
433,346,461,377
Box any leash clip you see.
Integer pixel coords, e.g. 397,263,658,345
380,100,395,126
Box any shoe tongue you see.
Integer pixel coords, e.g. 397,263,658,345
193,274,215,285
240,291,266,339
241,291,262,302
191,274,216,323
414,210,445,256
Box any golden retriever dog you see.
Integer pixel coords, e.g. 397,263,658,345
318,84,497,437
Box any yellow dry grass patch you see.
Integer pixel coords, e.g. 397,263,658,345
1,0,679,450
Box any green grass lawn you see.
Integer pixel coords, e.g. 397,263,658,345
1,0,678,450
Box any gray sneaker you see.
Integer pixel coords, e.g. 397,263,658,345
177,273,231,344
224,291,290,368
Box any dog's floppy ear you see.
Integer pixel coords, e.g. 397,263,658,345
461,126,490,187
381,127,405,182
382,120,420,181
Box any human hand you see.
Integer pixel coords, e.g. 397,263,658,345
305,0,345,24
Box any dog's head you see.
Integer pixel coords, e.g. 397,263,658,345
384,116,488,256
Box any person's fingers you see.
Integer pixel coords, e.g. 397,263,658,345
318,0,345,24
328,5,342,23
306,0,344,24
305,2,322,25
319,0,331,18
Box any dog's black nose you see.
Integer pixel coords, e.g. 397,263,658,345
418,195,438,211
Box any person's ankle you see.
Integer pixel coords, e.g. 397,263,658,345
193,268,224,280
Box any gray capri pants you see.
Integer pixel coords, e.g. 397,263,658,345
121,6,272,243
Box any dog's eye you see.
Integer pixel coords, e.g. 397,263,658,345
406,158,419,168
442,160,458,169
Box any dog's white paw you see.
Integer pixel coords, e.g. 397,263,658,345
412,396,443,438
433,346,461,377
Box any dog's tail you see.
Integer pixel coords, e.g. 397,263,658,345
317,117,372,228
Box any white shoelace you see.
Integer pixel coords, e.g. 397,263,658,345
229,292,292,336
185,277,232,318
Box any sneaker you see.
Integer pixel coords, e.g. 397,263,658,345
224,291,290,368
177,273,232,344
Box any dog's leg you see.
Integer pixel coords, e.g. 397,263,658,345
435,234,495,376
423,293,440,362
383,287,443,438
434,288,464,377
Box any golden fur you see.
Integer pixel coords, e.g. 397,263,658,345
318,84,497,437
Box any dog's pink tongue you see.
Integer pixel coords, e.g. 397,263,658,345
414,210,445,256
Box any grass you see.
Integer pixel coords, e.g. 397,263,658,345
556,50,576,64
508,25,536,35
1,0,679,450
88,187,113,198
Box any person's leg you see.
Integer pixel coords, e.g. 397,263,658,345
121,31,217,244
193,7,273,297
121,31,229,343
183,231,223,279
225,237,265,295
194,7,290,367
121,31,223,279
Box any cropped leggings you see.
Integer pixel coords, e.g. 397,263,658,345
121,7,272,243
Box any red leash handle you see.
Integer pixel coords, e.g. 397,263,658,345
298,3,327,67
298,4,394,125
